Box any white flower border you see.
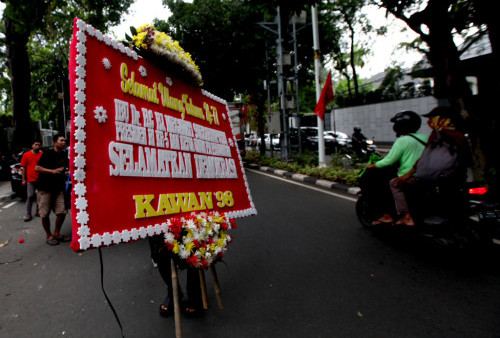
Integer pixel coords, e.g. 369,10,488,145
72,19,256,251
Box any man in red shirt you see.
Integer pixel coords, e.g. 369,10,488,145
20,140,43,221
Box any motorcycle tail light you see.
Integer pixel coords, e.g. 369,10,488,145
469,187,488,195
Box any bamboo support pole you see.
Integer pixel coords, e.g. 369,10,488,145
210,265,224,309
171,258,182,338
199,269,209,310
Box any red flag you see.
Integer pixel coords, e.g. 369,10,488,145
242,103,248,125
314,71,334,120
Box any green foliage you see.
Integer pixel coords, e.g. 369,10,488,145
156,0,341,102
243,150,363,186
1,0,134,151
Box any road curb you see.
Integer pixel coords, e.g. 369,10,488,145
0,193,12,203
244,162,360,196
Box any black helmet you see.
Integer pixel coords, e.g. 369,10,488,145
354,126,361,133
390,110,421,136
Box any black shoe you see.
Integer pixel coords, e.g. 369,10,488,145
23,215,32,222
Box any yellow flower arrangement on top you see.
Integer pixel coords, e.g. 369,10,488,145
131,24,203,87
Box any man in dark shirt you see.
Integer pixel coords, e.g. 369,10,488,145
36,134,70,246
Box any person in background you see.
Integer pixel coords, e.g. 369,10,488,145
351,126,367,156
35,134,70,245
366,111,428,226
20,140,43,221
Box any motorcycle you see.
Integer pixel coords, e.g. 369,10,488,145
344,138,379,161
355,158,498,251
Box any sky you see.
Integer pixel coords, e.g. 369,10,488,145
110,0,173,40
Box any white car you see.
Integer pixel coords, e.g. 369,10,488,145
258,133,281,149
326,131,351,146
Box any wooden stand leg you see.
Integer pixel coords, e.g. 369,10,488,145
210,265,224,309
199,269,209,310
171,258,182,338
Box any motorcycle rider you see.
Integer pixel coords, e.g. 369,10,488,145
365,111,428,226
351,126,367,156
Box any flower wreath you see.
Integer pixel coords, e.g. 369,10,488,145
125,24,203,87
124,25,236,268
164,212,237,269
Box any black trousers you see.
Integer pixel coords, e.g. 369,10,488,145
359,166,398,218
149,235,202,306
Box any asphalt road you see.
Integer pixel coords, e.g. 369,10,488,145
0,171,499,338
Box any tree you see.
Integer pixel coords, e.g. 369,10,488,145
1,0,133,151
373,0,499,194
372,0,488,113
157,0,341,155
2,1,49,150
331,46,368,102
324,0,375,100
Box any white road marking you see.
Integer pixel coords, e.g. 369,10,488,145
3,201,18,209
248,168,358,202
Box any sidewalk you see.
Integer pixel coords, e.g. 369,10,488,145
0,180,13,202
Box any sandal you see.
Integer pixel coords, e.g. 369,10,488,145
182,300,203,318
394,219,415,226
46,238,59,246
54,235,71,242
371,217,394,226
159,296,173,317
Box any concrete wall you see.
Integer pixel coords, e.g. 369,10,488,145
329,96,438,143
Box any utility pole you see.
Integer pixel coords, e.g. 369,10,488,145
291,14,302,153
311,5,326,167
276,6,289,160
257,6,291,160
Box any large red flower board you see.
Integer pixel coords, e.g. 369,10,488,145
68,19,256,252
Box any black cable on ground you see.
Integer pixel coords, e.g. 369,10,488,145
99,247,125,338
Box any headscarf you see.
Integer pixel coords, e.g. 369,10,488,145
428,115,455,131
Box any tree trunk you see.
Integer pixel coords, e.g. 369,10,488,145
349,26,359,99
424,1,472,110
3,10,34,151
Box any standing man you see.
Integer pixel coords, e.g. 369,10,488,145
35,134,70,246
20,140,43,221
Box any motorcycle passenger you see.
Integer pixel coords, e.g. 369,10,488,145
351,127,367,156
365,111,428,226
394,106,471,223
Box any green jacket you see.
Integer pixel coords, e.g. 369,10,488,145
375,133,428,176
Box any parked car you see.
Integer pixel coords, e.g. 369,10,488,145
258,133,281,150
10,162,26,201
294,127,337,153
325,131,351,147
